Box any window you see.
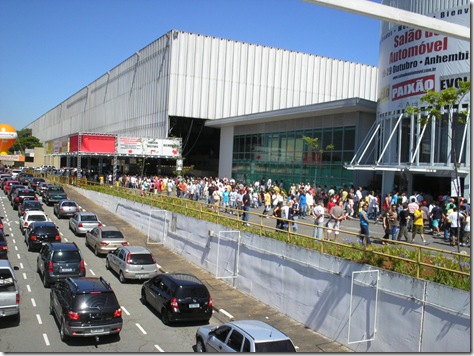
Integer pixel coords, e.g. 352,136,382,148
226,330,244,351
213,325,232,343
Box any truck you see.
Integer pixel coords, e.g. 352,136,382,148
0,259,20,321
42,185,68,206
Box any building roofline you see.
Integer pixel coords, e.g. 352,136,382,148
205,97,377,128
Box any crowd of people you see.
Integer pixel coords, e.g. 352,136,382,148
107,174,470,248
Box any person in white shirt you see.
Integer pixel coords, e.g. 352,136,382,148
312,200,325,239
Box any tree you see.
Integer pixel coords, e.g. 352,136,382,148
302,135,335,187
406,80,470,255
9,128,43,154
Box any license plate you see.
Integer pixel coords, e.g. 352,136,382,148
61,268,73,272
90,328,104,334
189,303,200,308
135,274,147,278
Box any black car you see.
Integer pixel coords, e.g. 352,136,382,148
37,242,85,287
25,221,61,252
18,199,44,217
0,232,9,259
7,184,24,201
141,272,213,325
49,277,123,342
11,188,37,210
29,177,45,190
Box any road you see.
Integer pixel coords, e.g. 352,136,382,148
0,188,218,352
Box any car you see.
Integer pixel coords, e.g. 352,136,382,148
0,232,9,259
19,210,49,235
0,216,4,233
11,188,37,210
18,173,34,185
43,185,68,206
29,177,45,190
195,320,297,352
49,277,122,342
141,272,213,326
7,184,24,201
105,245,159,283
54,200,80,219
18,199,44,217
37,242,86,287
85,226,129,256
37,182,53,196
3,180,20,194
0,259,20,321
69,212,102,236
25,221,61,252
10,169,21,179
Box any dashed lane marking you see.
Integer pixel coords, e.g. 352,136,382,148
136,323,147,335
43,334,50,346
36,314,42,324
154,345,165,352
121,306,130,316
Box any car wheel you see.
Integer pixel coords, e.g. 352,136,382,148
161,308,171,326
140,290,148,306
196,337,206,352
60,319,69,342
105,259,110,270
94,246,99,256
119,271,126,284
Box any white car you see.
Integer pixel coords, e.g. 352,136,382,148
19,210,49,235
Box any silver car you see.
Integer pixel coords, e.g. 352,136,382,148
195,320,297,352
105,246,159,283
69,212,101,236
85,226,129,256
53,200,80,219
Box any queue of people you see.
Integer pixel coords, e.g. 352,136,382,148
108,174,469,247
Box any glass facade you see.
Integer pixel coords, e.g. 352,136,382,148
232,126,356,191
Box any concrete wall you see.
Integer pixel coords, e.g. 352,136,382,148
74,187,470,352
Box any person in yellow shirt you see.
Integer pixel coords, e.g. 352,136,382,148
412,205,429,245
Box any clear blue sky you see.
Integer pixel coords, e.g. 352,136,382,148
0,0,381,131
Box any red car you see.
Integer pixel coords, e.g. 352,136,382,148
3,180,20,194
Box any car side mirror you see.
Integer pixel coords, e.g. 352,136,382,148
13,266,19,271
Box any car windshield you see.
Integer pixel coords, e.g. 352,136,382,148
176,286,209,299
34,227,58,235
62,202,77,207
25,202,42,209
81,215,98,222
74,292,119,310
128,253,154,265
101,231,124,239
29,215,46,221
52,250,81,262
0,269,15,291
49,187,64,192
255,339,296,352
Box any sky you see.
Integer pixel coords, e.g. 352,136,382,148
0,0,382,131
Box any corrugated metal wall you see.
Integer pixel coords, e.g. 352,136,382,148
168,31,378,119
29,33,172,142
28,30,378,142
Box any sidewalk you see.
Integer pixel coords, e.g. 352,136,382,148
66,187,353,353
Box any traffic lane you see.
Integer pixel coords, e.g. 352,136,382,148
5,193,207,352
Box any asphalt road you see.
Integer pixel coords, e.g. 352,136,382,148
0,185,354,353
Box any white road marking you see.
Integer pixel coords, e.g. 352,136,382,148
23,273,27,280
36,314,42,324
219,309,234,320
154,345,165,352
12,238,15,243
136,323,147,335
31,298,36,307
20,263,23,269
14,246,18,251
43,334,50,346
89,269,96,276
17,253,21,259
27,285,31,292
121,306,130,316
